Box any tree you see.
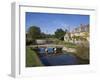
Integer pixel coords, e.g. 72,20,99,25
28,26,41,40
54,28,66,39
26,33,33,45
41,32,46,39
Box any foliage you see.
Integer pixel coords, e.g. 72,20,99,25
65,42,76,48
54,28,66,39
41,32,46,38
75,43,89,60
26,33,37,45
28,26,42,40
26,26,46,45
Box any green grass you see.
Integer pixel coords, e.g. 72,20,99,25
53,38,77,48
26,47,43,67
64,42,76,48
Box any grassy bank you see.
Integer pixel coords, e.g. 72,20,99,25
52,38,76,48
26,47,43,67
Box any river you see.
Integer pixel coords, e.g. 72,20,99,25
38,48,79,66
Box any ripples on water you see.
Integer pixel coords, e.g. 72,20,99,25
38,48,78,66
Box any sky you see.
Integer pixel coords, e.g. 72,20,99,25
26,12,89,34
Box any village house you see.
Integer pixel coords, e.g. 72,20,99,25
64,24,89,43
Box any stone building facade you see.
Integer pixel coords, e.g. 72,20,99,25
64,24,89,43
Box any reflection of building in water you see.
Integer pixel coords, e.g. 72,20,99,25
64,24,89,43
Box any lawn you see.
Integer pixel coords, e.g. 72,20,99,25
26,47,43,67
52,38,77,48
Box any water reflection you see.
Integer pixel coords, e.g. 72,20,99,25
37,47,78,66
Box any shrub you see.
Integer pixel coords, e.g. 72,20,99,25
75,43,89,60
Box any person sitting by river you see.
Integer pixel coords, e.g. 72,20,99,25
45,48,48,55
53,48,57,54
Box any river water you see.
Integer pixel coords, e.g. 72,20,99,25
38,48,78,66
